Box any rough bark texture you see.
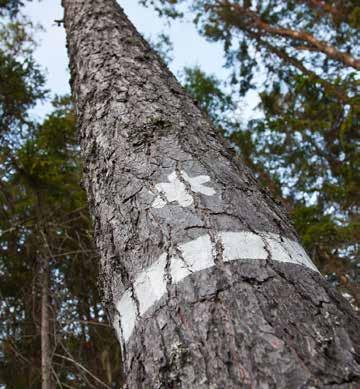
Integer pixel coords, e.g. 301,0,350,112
62,0,360,387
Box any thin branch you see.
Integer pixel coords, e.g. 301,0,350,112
51,366,65,389
44,249,95,260
54,353,111,389
7,340,31,365
74,319,111,328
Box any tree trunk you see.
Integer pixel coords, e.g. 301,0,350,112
36,191,54,389
62,0,360,387
40,257,52,389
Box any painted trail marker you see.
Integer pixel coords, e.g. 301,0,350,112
152,171,216,208
114,230,318,344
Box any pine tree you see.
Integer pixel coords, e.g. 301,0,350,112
62,0,360,387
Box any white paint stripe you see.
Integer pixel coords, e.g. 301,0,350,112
164,235,215,285
134,253,168,315
115,289,137,344
263,232,317,271
221,231,267,261
176,234,215,277
114,231,318,344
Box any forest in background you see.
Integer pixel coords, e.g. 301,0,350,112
0,0,358,387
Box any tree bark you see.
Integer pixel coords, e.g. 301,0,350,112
40,256,52,389
36,193,54,389
62,0,360,387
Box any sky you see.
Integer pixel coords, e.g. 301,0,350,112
23,0,260,121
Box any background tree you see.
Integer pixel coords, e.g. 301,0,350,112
0,4,122,386
0,96,124,388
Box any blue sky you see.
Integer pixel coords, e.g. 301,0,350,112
23,0,259,121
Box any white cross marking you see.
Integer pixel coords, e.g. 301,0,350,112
152,171,216,208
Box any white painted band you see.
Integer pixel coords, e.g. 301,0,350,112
114,231,318,344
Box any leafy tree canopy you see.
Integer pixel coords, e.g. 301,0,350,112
0,18,46,140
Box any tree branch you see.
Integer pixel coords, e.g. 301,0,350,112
218,0,360,69
303,0,343,19
54,353,111,389
248,30,351,102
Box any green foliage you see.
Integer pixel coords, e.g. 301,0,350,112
0,0,26,17
0,20,46,139
0,97,122,388
148,32,174,65
0,10,121,386
0,49,45,136
182,66,234,124
139,0,183,18
248,72,359,270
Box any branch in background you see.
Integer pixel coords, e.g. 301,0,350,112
217,0,360,69
249,30,351,103
303,0,344,20
54,353,111,389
